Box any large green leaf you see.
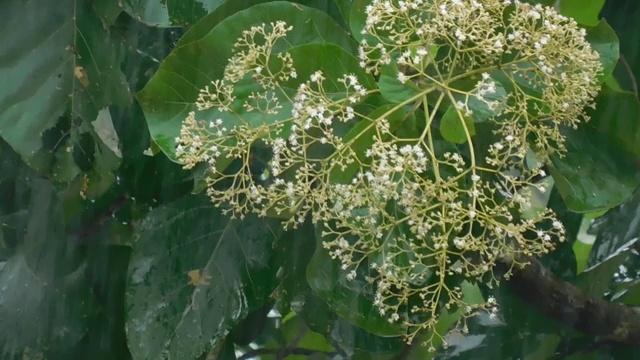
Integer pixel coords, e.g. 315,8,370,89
0,0,129,187
601,1,640,95
125,194,283,360
550,88,640,213
0,179,96,356
138,1,357,160
283,43,375,91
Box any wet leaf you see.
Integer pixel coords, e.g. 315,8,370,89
550,88,640,213
125,194,282,360
0,179,96,356
0,0,129,186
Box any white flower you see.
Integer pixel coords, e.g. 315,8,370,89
397,72,407,83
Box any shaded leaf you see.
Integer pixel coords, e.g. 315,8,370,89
0,0,129,185
270,219,316,313
93,0,124,25
586,88,640,158
348,0,369,43
125,194,282,360
123,0,223,27
280,314,336,354
0,179,96,356
538,187,580,281
175,1,260,46
333,0,353,28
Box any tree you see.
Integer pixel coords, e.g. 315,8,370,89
0,0,639,359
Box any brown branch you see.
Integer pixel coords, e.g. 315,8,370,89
499,253,640,345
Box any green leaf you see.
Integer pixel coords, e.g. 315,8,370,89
587,88,640,158
348,0,370,43
586,20,620,83
440,105,476,144
138,1,357,161
280,315,336,353
0,0,129,184
270,219,316,312
573,216,598,274
575,246,631,298
550,88,640,213
0,179,97,356
93,0,124,24
301,293,405,354
125,194,283,360
574,191,640,297
557,0,604,26
378,61,422,104
539,188,580,280
333,0,353,28
123,0,224,27
284,43,376,91
306,223,406,337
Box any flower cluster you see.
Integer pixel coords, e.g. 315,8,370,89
360,0,602,162
175,0,602,349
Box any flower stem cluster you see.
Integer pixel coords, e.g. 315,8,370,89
175,0,602,349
